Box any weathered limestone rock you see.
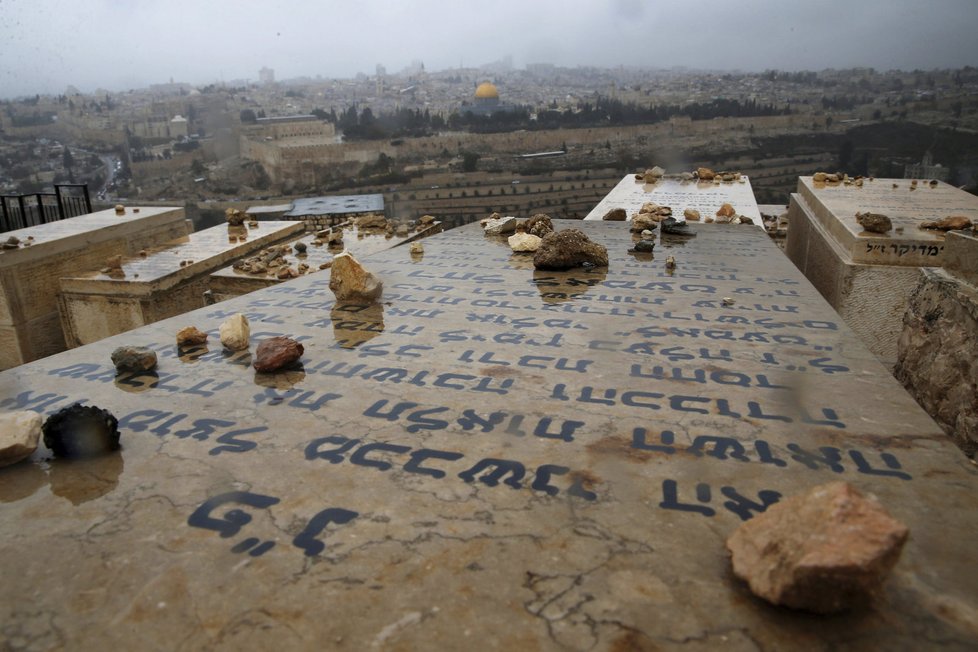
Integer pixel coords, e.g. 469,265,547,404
645,166,665,181
176,326,208,346
533,229,609,270
629,240,655,253
726,481,909,614
665,255,676,270
225,208,247,226
114,204,125,215
294,241,308,254
920,216,973,231
418,214,436,225
630,214,657,232
483,216,519,235
0,411,42,467
813,172,828,182
895,272,978,457
329,251,383,302
856,212,893,234
42,404,121,459
525,214,554,237
410,242,424,255
697,167,715,180
254,336,305,372
327,230,344,245
357,214,388,229
395,224,410,237
219,313,250,351
684,208,701,221
111,346,158,372
602,208,627,221
508,232,542,253
716,203,737,218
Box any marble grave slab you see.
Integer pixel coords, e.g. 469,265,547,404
0,221,976,650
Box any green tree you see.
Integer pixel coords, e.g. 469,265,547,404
62,147,74,182
461,151,480,172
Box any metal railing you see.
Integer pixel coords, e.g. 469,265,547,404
0,184,93,233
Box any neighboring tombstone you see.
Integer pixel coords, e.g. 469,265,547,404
58,221,304,346
208,221,441,301
584,174,763,224
0,221,975,649
0,206,190,369
785,176,978,367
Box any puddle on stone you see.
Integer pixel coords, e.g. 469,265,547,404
48,452,124,505
331,303,385,348
114,370,160,393
531,267,608,304
0,461,48,503
254,366,306,390
177,343,210,363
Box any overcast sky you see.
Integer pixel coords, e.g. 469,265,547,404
1,0,977,98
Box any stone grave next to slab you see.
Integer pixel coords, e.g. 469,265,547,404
785,176,978,367
584,174,762,224
209,220,441,302
0,220,976,650
58,220,304,347
0,206,191,370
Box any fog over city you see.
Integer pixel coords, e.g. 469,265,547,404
2,0,977,97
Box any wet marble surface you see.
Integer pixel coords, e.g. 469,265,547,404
584,175,762,223
797,177,978,266
59,221,304,295
0,221,976,650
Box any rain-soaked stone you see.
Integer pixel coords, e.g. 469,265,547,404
42,404,120,459
0,411,42,467
111,346,158,372
219,313,250,351
253,337,305,372
727,482,909,614
533,229,609,270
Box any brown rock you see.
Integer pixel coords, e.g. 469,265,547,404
602,208,627,221
639,202,659,214
176,326,208,346
114,204,125,215
525,214,554,237
856,212,893,234
630,214,657,232
697,167,715,180
253,336,304,372
533,229,608,270
813,172,828,182
684,209,701,221
716,203,736,218
329,251,383,302
920,216,973,231
410,242,424,255
225,208,246,226
105,254,123,269
418,214,436,225
726,481,909,614
0,411,42,467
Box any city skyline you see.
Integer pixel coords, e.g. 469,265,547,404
1,0,977,99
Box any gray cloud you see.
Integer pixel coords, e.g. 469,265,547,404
1,0,976,97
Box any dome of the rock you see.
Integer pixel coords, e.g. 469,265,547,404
474,82,499,99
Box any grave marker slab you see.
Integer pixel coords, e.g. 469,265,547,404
58,221,304,346
785,177,978,366
0,206,190,369
208,220,441,301
0,221,976,650
584,174,762,223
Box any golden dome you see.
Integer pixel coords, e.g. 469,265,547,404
475,82,499,99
